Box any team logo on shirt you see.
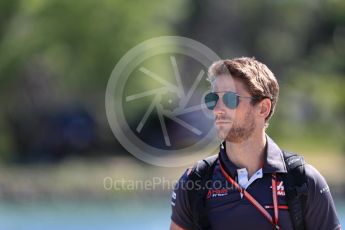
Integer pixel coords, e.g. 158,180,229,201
171,191,177,206
206,188,229,199
270,181,285,196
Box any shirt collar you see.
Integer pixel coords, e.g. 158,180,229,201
218,135,287,176
219,143,238,178
263,135,287,173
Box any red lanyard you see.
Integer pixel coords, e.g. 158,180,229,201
219,162,281,230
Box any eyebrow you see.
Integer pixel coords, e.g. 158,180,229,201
212,90,237,93
210,91,258,99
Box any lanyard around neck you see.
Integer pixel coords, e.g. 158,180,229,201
219,161,281,230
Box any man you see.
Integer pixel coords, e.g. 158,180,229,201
170,57,341,230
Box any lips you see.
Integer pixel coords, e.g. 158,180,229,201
215,120,232,124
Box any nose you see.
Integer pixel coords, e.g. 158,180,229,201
213,96,226,115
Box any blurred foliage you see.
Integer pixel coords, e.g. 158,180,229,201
0,0,344,163
268,71,345,154
0,0,187,91
0,0,188,162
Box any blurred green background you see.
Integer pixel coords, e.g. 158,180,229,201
0,0,344,229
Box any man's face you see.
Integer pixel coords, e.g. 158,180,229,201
211,75,257,143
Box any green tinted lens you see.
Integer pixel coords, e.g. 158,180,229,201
204,92,219,110
223,92,239,109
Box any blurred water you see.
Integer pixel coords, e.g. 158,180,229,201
0,196,344,229
0,196,170,230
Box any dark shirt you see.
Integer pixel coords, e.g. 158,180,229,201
171,136,341,229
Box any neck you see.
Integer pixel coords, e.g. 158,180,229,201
225,130,266,177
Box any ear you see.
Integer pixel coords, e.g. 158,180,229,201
258,98,271,120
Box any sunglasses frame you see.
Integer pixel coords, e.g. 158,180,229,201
204,91,258,110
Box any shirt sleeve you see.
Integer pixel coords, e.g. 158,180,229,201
171,169,194,229
303,164,341,230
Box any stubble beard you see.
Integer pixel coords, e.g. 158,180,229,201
217,110,256,143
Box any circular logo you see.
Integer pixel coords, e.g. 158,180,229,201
105,36,223,167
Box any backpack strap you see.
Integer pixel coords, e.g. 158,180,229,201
187,151,308,230
282,150,308,230
187,154,218,230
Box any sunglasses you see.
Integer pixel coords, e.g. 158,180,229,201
204,91,257,110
